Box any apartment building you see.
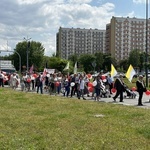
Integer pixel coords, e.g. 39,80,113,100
106,16,150,61
56,27,106,59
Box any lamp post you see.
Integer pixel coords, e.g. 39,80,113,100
0,51,1,71
24,37,31,72
145,0,148,87
135,30,138,73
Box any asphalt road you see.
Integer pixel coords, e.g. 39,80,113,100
4,84,150,109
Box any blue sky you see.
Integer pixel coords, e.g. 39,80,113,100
0,0,148,56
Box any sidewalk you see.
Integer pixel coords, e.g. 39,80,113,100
81,91,150,108
85,92,150,109
14,85,150,109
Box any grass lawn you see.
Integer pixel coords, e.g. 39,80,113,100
0,88,150,149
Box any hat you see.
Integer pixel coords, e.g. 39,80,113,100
139,75,143,78
119,74,123,77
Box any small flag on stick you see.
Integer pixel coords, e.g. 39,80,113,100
63,62,69,70
43,68,47,77
74,62,77,74
29,65,34,74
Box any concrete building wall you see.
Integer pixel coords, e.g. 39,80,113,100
106,16,150,62
57,17,150,61
56,27,106,59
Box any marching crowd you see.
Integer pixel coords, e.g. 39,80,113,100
0,70,147,106
0,71,114,101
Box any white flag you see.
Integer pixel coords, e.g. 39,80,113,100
74,62,77,74
126,65,136,82
110,64,117,80
63,62,69,70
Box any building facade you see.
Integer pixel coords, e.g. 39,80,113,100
56,27,106,59
106,16,150,61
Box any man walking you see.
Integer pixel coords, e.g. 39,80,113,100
136,75,146,106
113,74,125,102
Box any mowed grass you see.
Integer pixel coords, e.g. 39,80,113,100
0,88,150,150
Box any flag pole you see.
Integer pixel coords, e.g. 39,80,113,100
145,0,149,87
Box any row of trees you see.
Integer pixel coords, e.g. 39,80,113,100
1,40,150,74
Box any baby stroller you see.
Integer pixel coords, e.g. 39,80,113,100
124,85,136,99
100,84,111,98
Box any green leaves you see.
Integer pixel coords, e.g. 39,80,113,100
13,41,45,71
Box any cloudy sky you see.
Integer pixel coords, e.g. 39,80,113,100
0,0,148,56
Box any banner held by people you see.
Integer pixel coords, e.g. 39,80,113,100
29,64,34,74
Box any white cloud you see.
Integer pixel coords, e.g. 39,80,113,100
68,0,92,4
39,2,115,28
0,0,116,56
17,0,43,5
133,0,145,4
127,11,136,18
17,0,65,5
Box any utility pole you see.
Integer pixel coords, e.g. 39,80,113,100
145,0,149,87
24,37,31,72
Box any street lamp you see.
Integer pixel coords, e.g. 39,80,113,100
135,30,138,73
24,37,31,72
10,51,21,73
145,0,148,87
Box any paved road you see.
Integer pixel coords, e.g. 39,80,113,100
74,92,150,109
93,93,150,109
13,85,150,109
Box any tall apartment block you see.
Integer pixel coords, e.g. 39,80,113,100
56,27,106,59
106,16,150,61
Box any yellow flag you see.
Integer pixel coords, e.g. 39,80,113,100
110,64,117,78
126,65,136,82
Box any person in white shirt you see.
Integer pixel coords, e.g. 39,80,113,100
84,75,90,97
31,74,35,91
78,75,86,100
9,73,14,88
12,73,18,90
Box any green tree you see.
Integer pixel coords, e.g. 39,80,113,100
79,54,95,73
102,54,116,72
128,49,140,70
141,52,150,72
94,52,104,72
42,56,51,69
12,41,45,71
40,55,74,73
68,54,78,65
48,57,68,72
119,59,129,72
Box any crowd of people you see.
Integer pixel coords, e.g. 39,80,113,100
0,70,147,106
0,71,114,101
